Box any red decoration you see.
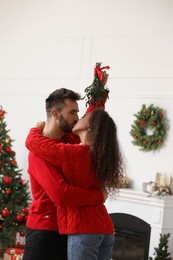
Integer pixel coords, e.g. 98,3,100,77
14,242,21,249
5,189,11,195
157,140,162,145
24,215,28,221
12,160,17,165
2,208,10,217
0,224,2,228
16,214,23,222
139,120,146,127
94,64,110,81
21,207,28,214
0,110,5,118
20,231,25,237
153,121,157,126
19,179,24,184
3,176,12,184
6,147,12,153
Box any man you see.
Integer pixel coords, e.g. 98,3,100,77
23,87,107,260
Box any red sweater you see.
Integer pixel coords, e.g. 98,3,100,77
26,133,104,231
26,129,114,234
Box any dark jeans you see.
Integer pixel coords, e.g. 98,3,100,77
23,228,67,260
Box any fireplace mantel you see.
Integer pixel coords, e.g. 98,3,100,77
106,188,173,257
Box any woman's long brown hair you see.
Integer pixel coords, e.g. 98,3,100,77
87,108,124,195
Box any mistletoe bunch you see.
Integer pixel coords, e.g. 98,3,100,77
84,62,110,107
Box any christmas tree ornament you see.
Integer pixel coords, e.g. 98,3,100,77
2,208,10,217
130,104,168,151
16,214,23,222
3,176,12,185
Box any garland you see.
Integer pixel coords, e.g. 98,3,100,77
130,104,168,151
84,62,110,107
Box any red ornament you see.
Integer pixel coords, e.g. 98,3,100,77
12,160,17,165
2,208,10,217
5,189,11,195
6,147,12,153
139,120,146,127
20,231,25,237
24,215,28,221
3,176,12,185
0,145,2,150
143,140,148,145
143,109,147,113
134,135,138,139
153,121,157,126
19,179,24,184
0,110,5,118
160,113,164,117
0,224,2,229
158,140,162,145
16,214,23,222
14,242,21,249
21,207,28,214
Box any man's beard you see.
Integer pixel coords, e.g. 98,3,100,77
59,115,75,133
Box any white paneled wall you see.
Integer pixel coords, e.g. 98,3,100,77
0,1,173,192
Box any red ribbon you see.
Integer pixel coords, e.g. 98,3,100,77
94,65,110,81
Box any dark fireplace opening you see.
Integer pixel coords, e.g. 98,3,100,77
109,213,151,260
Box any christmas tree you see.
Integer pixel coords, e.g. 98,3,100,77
149,233,171,260
0,106,30,249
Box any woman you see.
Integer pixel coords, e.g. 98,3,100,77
25,108,124,260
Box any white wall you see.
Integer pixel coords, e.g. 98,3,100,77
0,0,173,193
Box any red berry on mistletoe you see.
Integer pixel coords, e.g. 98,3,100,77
3,176,12,184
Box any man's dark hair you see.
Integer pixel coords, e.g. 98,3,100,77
45,88,81,117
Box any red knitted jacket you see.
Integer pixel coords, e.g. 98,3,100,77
26,128,114,234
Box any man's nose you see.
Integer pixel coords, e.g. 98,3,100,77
74,114,79,121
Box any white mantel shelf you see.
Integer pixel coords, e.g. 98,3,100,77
114,188,173,207
106,188,173,257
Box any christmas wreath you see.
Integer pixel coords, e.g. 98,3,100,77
130,104,168,151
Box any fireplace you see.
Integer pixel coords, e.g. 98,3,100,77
105,188,173,257
110,213,151,260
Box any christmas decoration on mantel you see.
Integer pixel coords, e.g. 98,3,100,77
83,62,110,107
130,104,168,152
143,172,173,198
0,106,30,250
149,233,171,260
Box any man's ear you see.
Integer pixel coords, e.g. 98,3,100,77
51,108,59,119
